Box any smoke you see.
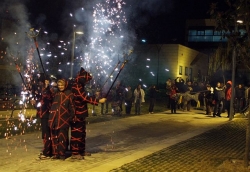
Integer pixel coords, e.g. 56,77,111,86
1,1,31,54
55,0,175,87
0,0,175,89
0,1,32,86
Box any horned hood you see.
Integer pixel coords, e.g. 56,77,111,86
75,67,92,85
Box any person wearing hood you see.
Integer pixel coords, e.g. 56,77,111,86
225,80,232,118
32,74,54,160
48,78,75,160
70,67,106,160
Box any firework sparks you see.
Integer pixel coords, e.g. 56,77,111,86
81,0,130,90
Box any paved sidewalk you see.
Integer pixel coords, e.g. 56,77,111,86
0,109,247,172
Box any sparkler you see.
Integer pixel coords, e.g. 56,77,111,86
26,28,46,77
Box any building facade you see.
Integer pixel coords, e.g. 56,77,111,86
129,44,208,88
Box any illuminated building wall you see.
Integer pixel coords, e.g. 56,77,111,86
133,44,208,87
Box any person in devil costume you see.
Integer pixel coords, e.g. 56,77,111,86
70,67,106,160
33,76,54,160
48,79,75,160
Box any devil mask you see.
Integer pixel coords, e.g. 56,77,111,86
75,67,92,85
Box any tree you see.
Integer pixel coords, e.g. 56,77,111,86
208,44,232,84
209,0,250,167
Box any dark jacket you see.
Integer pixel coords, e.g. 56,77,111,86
124,89,133,102
214,86,225,101
149,87,157,99
204,89,213,102
235,86,245,99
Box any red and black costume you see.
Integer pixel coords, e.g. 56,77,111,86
38,85,53,157
71,68,98,157
48,79,75,159
35,82,53,157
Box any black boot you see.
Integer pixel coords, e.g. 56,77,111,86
216,113,221,117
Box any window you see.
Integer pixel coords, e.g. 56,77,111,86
179,66,182,75
205,30,213,35
189,68,192,76
185,67,188,76
188,30,197,36
214,30,222,36
197,30,205,35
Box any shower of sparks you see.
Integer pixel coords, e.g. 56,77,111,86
82,0,128,89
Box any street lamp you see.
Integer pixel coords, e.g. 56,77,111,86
70,30,84,79
156,44,163,86
229,19,241,121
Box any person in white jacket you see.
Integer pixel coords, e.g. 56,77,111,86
134,84,145,115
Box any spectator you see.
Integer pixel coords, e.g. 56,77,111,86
235,84,245,113
170,85,178,114
213,82,225,117
182,81,193,111
124,86,133,115
115,82,124,113
175,77,185,93
134,84,145,115
166,78,172,109
225,81,232,118
204,84,214,115
148,85,158,114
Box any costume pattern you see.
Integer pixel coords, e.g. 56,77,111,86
49,80,75,157
71,68,98,155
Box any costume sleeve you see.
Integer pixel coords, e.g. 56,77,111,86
68,92,76,119
73,84,99,105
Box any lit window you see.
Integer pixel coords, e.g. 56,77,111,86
185,67,188,76
179,66,182,75
197,30,204,35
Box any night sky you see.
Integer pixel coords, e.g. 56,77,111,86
0,0,217,88
23,0,213,44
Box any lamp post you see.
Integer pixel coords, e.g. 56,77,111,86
229,19,242,121
156,44,163,87
229,20,237,121
70,30,84,79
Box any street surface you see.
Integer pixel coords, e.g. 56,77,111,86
0,109,228,172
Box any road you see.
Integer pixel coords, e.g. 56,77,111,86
0,110,228,172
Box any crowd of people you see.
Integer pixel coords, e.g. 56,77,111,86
166,77,250,118
96,83,147,116
90,75,250,119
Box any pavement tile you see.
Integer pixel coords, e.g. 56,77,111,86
0,109,248,172
110,118,247,172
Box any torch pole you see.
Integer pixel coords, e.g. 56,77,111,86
101,61,121,90
26,28,46,76
105,60,127,98
14,62,27,88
